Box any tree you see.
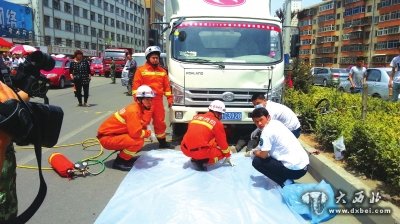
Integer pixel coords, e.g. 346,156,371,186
274,8,298,24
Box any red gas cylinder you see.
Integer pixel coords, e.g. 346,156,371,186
48,153,74,178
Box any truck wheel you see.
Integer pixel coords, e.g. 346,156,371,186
172,123,188,143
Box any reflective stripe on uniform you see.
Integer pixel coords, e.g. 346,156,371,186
122,149,137,156
142,71,166,76
114,112,126,124
165,91,172,96
156,133,166,138
132,90,137,94
140,130,146,138
191,120,213,130
221,147,230,154
213,157,219,164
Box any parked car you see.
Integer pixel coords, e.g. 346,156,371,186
311,67,348,86
90,57,104,76
338,67,392,100
121,52,167,89
41,57,72,88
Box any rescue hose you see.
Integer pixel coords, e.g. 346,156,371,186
15,138,116,176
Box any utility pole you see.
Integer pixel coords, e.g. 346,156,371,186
283,0,292,56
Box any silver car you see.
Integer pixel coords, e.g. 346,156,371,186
311,67,348,86
338,68,392,100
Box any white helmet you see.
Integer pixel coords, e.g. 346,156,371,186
145,46,161,59
208,100,226,113
136,85,155,98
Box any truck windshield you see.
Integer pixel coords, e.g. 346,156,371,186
104,51,125,60
172,21,282,64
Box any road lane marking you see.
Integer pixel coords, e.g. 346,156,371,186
16,111,113,165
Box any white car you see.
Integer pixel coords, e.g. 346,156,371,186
121,52,167,88
338,67,393,100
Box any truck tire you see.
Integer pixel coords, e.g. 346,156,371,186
172,123,187,142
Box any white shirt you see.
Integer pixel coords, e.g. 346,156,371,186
258,120,309,170
265,100,301,131
390,55,400,83
349,66,366,88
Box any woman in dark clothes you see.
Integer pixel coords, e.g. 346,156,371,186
70,50,91,106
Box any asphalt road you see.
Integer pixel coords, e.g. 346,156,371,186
15,76,157,224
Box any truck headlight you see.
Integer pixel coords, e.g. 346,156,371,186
171,81,184,105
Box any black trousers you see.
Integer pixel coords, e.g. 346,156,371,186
252,156,307,187
75,82,90,104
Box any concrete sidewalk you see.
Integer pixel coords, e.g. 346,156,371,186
300,139,400,224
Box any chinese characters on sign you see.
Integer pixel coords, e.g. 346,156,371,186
335,190,382,205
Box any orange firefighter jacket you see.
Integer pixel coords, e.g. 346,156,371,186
132,62,172,101
97,102,150,139
182,112,229,153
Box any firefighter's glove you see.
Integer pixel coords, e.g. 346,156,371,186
142,129,151,138
223,157,235,167
250,128,262,139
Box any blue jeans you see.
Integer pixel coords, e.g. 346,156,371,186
392,82,400,102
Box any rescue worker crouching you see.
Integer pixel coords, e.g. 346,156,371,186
97,85,155,171
132,46,173,149
180,100,232,171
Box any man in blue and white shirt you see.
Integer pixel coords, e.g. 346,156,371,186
389,44,400,102
246,107,309,187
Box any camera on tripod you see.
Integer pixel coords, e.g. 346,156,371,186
0,50,64,147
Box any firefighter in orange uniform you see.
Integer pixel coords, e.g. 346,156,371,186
180,100,231,171
97,85,155,171
132,46,173,149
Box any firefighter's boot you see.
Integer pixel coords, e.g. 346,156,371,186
190,159,208,171
112,155,139,171
157,138,172,149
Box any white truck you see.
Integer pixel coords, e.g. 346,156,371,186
165,0,285,137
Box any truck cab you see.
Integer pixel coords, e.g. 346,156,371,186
165,0,284,138
103,48,132,77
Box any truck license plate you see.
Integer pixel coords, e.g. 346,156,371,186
222,112,242,121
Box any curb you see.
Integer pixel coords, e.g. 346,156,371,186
300,139,400,224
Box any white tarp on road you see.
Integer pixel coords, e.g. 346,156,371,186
95,149,306,224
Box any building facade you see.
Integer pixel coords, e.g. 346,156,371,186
298,0,400,68
29,0,149,56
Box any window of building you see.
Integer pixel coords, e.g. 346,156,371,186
55,37,62,45
83,9,88,19
53,0,60,10
367,5,372,12
97,0,102,8
116,7,120,15
91,12,95,21
337,1,341,8
44,16,50,27
84,42,89,49
104,17,109,25
110,5,114,13
111,19,115,27
91,43,96,50
98,14,102,23
105,31,109,38
75,40,81,48
84,25,89,35
65,21,72,31
74,23,81,33
337,13,340,19
91,27,96,36
98,30,103,38
44,0,49,7
90,0,94,4
116,21,120,29
64,2,71,13
74,5,79,16
111,32,115,41
117,34,120,41
66,39,72,47
44,36,51,45
54,18,61,29
104,2,108,11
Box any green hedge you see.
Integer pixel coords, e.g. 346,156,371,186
284,86,400,190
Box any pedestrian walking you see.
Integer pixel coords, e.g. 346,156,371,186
70,50,91,107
